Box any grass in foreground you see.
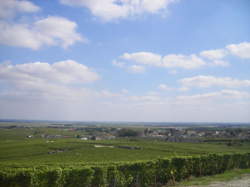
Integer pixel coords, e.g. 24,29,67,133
174,169,250,186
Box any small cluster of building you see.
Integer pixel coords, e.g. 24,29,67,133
144,127,250,142
22,124,250,143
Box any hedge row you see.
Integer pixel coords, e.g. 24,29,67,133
0,153,250,187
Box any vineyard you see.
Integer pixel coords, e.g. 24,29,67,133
1,127,250,186
1,153,250,186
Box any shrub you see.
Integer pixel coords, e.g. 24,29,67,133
0,152,250,187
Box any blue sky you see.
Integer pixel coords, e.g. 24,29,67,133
0,0,250,122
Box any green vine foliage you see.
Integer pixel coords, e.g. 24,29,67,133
0,153,250,187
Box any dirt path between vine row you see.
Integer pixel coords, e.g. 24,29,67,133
182,174,250,187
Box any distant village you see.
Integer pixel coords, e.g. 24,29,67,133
2,123,250,143
70,126,250,143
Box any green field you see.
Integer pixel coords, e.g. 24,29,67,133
1,126,250,186
1,127,250,168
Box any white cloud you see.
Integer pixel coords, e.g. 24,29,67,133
99,90,122,97
0,60,102,109
0,0,40,19
180,75,250,88
177,90,250,101
0,16,83,49
128,65,145,73
0,60,99,89
115,41,250,73
128,95,161,102
0,60,108,120
112,60,145,73
118,52,202,74
121,89,250,107
226,42,250,59
200,49,227,60
210,60,229,67
60,0,178,21
121,52,162,66
120,52,206,69
158,84,173,91
162,54,206,69
1,68,250,121
199,42,250,60
34,16,84,48
220,89,250,99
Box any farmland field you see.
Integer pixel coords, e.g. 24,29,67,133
1,124,250,187
1,126,250,168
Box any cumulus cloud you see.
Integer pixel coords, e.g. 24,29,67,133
114,41,250,72
123,89,250,107
226,42,250,59
179,75,250,88
162,54,205,69
112,60,145,73
60,0,178,21
200,49,227,60
120,52,206,69
210,60,229,67
128,65,145,73
99,90,122,98
176,90,250,101
0,0,40,19
0,60,99,101
122,52,162,66
0,60,99,106
200,42,250,60
0,16,83,49
128,95,162,102
200,50,230,67
1,65,250,121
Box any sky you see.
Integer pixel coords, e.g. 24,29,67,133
0,0,250,122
